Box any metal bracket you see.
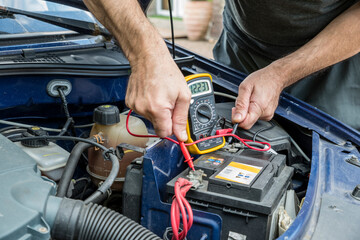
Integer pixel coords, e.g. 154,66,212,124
22,48,36,58
116,143,146,155
346,156,360,168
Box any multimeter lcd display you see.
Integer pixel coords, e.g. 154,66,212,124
188,80,211,97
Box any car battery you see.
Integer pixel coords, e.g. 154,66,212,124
166,150,293,240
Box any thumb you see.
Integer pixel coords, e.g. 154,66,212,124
232,83,252,123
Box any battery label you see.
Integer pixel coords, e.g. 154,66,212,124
205,157,224,166
215,161,262,185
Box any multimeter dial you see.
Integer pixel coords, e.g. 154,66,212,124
196,103,212,123
191,98,217,133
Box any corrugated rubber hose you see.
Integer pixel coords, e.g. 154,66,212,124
52,198,161,240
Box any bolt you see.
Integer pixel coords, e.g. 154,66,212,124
351,184,360,201
39,227,48,233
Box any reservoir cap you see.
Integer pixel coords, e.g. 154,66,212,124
93,105,120,125
21,126,49,148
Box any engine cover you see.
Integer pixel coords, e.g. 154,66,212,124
0,134,57,240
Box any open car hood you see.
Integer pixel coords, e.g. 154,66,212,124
45,0,152,12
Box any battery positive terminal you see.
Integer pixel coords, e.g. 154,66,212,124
186,169,206,190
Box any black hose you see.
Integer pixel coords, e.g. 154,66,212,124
84,153,119,204
57,139,95,198
0,126,21,133
57,87,76,136
57,87,71,119
11,135,108,151
58,117,74,136
52,198,161,240
2,129,27,140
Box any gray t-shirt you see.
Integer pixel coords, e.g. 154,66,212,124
224,0,357,59
213,0,360,130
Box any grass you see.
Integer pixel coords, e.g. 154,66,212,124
148,15,182,21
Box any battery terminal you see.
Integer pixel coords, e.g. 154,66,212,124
223,142,243,153
186,169,206,190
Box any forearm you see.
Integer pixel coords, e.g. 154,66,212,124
271,2,360,88
83,0,170,65
83,0,191,140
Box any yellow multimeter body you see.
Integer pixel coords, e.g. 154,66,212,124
185,73,225,154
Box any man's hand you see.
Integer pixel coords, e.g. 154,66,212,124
83,0,191,141
232,2,360,129
126,52,191,141
233,1,360,129
232,64,286,129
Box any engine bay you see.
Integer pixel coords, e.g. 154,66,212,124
0,36,359,240
0,75,311,240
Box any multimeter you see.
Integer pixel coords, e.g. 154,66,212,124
185,73,225,154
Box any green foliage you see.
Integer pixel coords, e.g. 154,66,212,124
148,15,182,21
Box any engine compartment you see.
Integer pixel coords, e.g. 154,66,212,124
0,93,310,240
0,38,359,240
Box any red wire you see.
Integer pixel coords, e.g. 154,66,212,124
171,178,193,240
126,109,271,152
188,133,271,151
171,199,180,240
126,109,179,144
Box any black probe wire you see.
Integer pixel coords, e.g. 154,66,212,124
252,121,275,142
168,0,175,58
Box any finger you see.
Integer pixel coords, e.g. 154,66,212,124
172,90,191,142
232,83,252,123
151,109,173,138
239,101,263,129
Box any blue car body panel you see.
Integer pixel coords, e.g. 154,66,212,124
0,1,359,239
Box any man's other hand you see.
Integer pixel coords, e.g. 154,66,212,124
232,65,286,129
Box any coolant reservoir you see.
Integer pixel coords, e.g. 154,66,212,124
88,105,148,191
15,126,70,181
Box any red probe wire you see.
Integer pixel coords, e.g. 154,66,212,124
126,110,271,152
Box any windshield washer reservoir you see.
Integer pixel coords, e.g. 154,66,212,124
15,141,70,181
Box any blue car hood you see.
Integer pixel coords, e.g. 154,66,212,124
43,0,152,12
0,0,152,35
